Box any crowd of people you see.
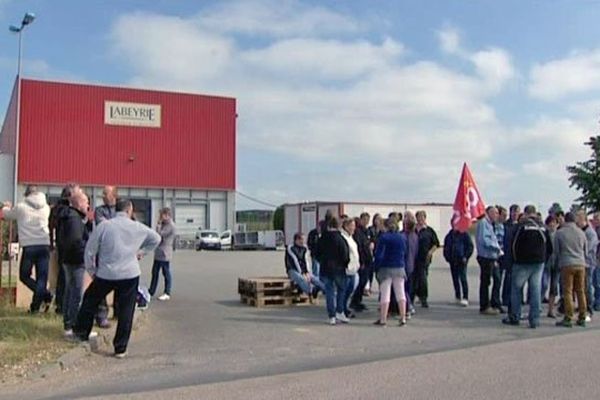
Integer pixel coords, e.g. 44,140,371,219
472,204,600,328
286,209,439,326
285,204,600,329
3,183,599,354
1,184,176,358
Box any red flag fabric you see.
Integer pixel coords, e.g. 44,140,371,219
452,163,486,233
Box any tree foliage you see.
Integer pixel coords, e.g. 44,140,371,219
272,206,284,231
567,136,600,213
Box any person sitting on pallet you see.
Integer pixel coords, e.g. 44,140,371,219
285,233,326,302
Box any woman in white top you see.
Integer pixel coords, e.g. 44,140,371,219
341,217,360,318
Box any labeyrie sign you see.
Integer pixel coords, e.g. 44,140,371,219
104,101,162,128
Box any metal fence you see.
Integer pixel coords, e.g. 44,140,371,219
0,218,17,305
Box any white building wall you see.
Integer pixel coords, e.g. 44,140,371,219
0,154,14,204
284,201,453,243
284,204,300,245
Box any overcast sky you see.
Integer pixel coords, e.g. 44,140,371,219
1,0,599,211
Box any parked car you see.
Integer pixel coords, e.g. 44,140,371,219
220,230,232,250
195,230,221,251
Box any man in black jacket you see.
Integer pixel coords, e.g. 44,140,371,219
350,213,373,312
59,191,93,337
285,233,325,299
316,217,350,325
502,205,552,329
49,183,81,314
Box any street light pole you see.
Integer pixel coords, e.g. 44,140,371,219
9,12,35,204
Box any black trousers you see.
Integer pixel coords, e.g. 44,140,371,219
55,254,65,313
491,266,503,308
75,276,139,354
477,257,498,311
411,262,430,302
351,265,370,306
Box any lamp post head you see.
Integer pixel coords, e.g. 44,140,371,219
9,25,21,33
22,13,35,26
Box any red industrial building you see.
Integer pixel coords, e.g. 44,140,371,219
0,78,236,237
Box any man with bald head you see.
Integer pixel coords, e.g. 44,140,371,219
59,191,93,337
95,186,118,225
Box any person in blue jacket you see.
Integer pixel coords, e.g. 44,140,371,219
476,206,504,315
443,220,474,307
373,218,408,327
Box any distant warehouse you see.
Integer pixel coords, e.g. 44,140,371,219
0,78,236,237
284,201,454,245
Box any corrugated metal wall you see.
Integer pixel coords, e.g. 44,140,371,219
17,79,236,190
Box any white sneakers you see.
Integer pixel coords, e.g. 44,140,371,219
64,329,74,339
586,315,592,322
329,314,351,325
455,299,469,307
335,312,350,324
158,294,171,301
114,352,127,359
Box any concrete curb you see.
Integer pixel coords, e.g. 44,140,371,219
30,308,149,380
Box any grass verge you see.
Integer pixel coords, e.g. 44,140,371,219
0,303,74,382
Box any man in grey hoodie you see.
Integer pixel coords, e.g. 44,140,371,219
74,198,160,357
2,186,52,313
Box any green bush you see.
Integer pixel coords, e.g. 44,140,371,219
273,206,284,231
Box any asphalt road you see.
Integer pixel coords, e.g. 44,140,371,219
2,250,598,399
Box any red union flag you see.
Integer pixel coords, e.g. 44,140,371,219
452,163,486,232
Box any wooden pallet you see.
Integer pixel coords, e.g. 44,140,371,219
238,277,294,295
240,293,311,308
238,276,314,308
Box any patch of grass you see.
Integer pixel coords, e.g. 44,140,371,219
0,303,74,381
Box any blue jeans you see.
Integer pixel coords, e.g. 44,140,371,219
321,274,346,318
311,257,320,277
149,260,172,296
343,274,358,313
19,245,51,312
510,262,544,326
585,267,594,313
541,268,550,300
287,270,326,295
62,264,85,330
593,267,600,309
